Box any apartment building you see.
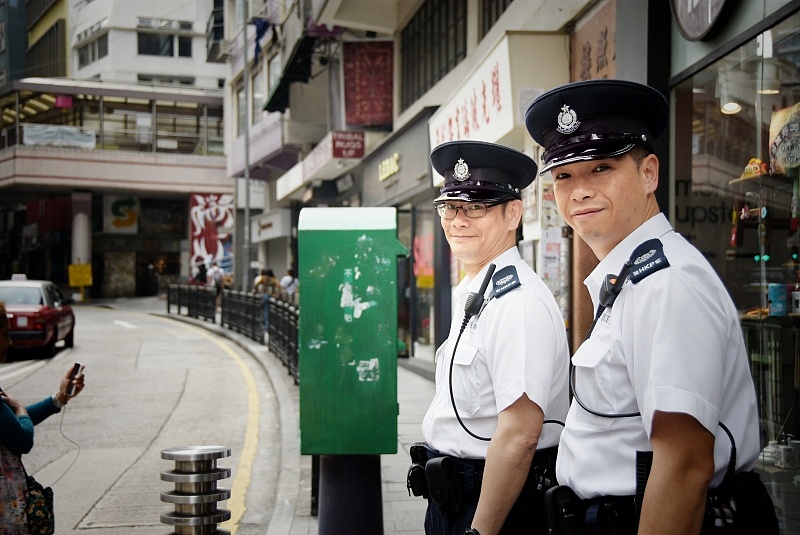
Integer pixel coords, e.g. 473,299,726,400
0,0,231,298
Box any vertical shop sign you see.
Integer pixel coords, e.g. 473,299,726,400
190,193,235,270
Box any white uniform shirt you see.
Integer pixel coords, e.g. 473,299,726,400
557,213,760,499
422,247,570,459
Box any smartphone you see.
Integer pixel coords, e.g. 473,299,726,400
65,362,84,396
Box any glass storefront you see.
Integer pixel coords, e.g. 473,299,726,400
673,10,800,531
412,203,437,358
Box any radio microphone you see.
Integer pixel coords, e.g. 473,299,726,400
464,263,496,319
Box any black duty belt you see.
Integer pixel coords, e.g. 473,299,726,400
409,444,559,502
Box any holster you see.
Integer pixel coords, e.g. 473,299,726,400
544,485,586,535
425,456,464,515
406,442,431,498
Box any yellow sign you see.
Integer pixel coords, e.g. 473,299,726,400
378,153,400,181
68,263,93,288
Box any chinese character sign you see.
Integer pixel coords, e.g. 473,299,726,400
428,38,514,150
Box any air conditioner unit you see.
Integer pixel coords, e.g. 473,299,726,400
217,40,234,61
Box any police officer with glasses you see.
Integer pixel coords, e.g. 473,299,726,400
409,140,570,535
525,79,776,534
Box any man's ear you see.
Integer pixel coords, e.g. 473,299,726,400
642,153,660,193
506,199,523,230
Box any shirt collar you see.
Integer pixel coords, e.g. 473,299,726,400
585,213,672,300
456,246,522,295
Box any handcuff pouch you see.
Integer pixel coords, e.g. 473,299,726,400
425,456,464,514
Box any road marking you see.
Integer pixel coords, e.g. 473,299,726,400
0,360,48,382
164,321,260,535
113,320,138,329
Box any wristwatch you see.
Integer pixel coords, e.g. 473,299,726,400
465,529,480,535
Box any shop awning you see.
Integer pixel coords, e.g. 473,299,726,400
264,35,316,113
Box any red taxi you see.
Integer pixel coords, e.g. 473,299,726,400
0,279,75,356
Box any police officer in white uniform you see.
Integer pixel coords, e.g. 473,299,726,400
524,80,771,534
413,140,570,535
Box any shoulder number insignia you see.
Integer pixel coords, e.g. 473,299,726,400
492,265,521,298
629,238,670,284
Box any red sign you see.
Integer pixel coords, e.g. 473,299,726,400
332,131,364,159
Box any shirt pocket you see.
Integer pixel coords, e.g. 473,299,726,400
571,338,629,428
451,338,481,417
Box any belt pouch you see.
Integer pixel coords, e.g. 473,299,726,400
425,456,464,514
544,485,586,535
407,463,429,498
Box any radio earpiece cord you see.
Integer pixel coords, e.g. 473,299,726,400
449,263,565,441
570,260,641,419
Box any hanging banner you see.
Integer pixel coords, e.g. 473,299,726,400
189,193,235,272
344,41,393,127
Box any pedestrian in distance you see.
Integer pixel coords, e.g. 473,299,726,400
524,79,777,534
196,262,207,285
207,261,224,311
254,268,279,330
279,268,298,296
0,301,86,531
408,140,570,535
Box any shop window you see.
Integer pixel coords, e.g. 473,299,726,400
674,11,800,530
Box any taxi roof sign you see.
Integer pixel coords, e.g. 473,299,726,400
10,274,27,281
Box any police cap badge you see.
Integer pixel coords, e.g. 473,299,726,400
524,79,668,174
431,140,537,204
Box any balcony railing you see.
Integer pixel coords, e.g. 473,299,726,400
1,123,223,156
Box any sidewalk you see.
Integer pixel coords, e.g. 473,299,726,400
92,295,435,534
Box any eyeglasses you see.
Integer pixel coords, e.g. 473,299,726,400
436,201,505,219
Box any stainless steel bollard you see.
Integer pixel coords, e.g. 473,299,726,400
160,445,232,535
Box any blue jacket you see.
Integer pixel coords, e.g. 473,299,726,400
0,392,60,455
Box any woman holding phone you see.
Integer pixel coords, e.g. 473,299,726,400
0,301,85,532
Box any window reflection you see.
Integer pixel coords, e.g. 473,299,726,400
675,13,800,533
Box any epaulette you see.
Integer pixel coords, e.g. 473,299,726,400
492,265,521,298
628,238,670,284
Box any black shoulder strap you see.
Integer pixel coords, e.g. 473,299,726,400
491,265,521,298
628,238,670,284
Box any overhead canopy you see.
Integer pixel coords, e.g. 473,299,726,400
264,35,316,113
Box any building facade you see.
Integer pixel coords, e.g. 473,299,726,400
227,0,800,528
0,0,231,298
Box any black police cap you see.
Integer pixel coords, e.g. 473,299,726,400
430,140,536,204
524,79,668,174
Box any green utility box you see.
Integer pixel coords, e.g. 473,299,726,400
298,207,408,455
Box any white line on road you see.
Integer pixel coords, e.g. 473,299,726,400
0,360,48,382
113,320,138,329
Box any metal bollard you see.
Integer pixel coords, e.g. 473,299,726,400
160,445,232,535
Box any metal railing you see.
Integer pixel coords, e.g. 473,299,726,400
220,290,262,340
167,284,300,382
267,295,299,384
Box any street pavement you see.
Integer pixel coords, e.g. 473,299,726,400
99,295,435,534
